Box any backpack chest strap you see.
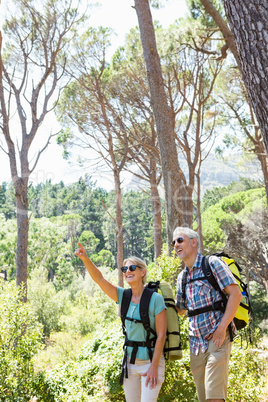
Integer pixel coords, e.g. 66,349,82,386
188,300,226,317
124,337,157,364
124,316,143,324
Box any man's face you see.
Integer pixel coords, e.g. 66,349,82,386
172,233,194,261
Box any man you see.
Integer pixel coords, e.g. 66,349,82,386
173,227,242,402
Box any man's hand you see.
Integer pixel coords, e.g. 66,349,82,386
176,306,187,316
206,325,226,348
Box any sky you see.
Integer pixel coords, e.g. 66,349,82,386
0,0,189,190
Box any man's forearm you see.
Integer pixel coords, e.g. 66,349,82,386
220,292,242,330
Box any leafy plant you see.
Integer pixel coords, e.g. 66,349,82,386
148,244,182,288
42,323,125,401
0,281,43,401
227,339,266,402
28,268,71,338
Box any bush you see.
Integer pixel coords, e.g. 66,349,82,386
34,331,85,372
59,276,118,337
227,339,266,402
159,352,198,401
250,282,268,334
33,319,267,402
148,244,182,288
90,249,115,268
42,323,125,401
59,305,97,335
0,281,43,401
28,267,71,338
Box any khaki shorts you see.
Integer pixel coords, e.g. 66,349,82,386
190,334,232,402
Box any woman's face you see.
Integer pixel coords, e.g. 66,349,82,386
123,260,145,285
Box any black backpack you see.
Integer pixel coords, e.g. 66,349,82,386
120,282,182,385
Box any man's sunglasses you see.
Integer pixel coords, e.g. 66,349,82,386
171,237,185,247
121,265,139,273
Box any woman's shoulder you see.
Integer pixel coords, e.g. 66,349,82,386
150,290,166,307
150,290,164,301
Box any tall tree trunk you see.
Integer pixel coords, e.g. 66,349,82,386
258,151,268,203
150,159,163,261
134,0,189,249
223,0,268,155
195,171,204,254
200,0,241,67
114,171,124,287
253,127,268,203
13,176,29,299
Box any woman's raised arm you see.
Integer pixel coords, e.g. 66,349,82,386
75,243,118,302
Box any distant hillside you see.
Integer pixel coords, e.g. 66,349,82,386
125,153,263,196
200,154,262,193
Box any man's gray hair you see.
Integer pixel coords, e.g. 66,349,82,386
173,227,200,250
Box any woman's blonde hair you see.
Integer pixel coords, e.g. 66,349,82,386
123,256,147,285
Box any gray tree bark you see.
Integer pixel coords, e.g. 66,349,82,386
200,0,241,67
114,172,124,287
134,0,190,247
222,0,268,155
149,159,163,260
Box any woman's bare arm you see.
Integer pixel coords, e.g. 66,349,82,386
75,243,118,302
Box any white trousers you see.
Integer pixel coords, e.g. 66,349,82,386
123,355,165,402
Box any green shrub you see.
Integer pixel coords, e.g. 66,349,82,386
59,288,118,337
148,244,182,288
28,268,71,338
42,323,124,401
31,371,55,402
159,352,198,401
34,332,85,372
90,249,115,268
35,320,267,402
59,305,97,335
227,339,266,402
250,283,268,334
0,281,43,401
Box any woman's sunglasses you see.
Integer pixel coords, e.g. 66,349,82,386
120,265,139,273
171,236,185,247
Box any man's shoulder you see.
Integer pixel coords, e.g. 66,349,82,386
206,255,237,284
195,253,204,267
177,267,187,280
207,255,228,270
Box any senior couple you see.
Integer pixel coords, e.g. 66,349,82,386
75,226,242,402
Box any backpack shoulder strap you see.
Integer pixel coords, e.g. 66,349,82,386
201,256,222,293
121,288,132,331
139,287,157,361
139,287,155,331
181,270,188,301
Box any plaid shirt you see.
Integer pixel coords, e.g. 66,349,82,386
176,253,237,355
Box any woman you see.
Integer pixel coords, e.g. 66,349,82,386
75,243,167,402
